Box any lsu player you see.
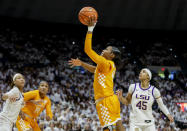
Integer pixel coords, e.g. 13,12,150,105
16,81,53,131
68,17,125,131
0,73,25,131
116,68,174,131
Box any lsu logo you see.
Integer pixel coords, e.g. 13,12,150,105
136,94,150,100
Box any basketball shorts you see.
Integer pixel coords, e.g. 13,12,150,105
96,94,121,128
130,122,156,131
16,115,40,131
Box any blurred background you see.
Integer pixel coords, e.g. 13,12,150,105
0,0,186,130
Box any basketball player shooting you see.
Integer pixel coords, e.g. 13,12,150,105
69,14,125,130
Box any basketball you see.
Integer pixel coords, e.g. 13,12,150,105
78,7,98,25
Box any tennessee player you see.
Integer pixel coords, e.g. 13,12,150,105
16,81,53,131
69,17,125,131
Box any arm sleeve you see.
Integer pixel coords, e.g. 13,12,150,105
45,99,53,119
156,97,170,116
128,84,135,94
84,33,110,72
23,91,37,101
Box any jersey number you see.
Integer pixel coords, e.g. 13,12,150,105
136,101,147,110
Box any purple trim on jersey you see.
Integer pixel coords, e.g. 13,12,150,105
139,83,151,91
152,87,155,99
132,83,136,94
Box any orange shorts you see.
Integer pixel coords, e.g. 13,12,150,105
16,115,40,131
96,94,121,128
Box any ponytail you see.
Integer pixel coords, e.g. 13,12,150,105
10,81,15,88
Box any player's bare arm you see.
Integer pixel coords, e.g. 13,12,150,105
68,58,96,73
2,93,17,102
116,90,132,105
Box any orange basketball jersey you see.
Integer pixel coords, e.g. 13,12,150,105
94,60,116,100
84,33,116,100
22,90,53,119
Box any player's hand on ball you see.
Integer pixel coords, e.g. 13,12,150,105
167,114,174,123
68,58,82,68
87,16,97,32
88,15,97,26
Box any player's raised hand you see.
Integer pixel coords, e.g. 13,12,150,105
68,58,82,68
167,114,174,123
87,15,97,32
88,15,97,26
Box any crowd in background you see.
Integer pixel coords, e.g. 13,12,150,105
0,25,186,131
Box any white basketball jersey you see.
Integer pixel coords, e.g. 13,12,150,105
0,86,24,123
129,83,158,125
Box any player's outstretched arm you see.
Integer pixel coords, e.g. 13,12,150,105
68,58,96,73
2,88,18,102
84,17,110,73
154,88,174,123
116,90,132,105
156,97,174,123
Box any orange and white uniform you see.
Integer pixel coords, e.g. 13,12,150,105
16,90,53,131
85,33,121,128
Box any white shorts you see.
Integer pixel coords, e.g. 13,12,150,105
130,122,156,131
0,115,13,131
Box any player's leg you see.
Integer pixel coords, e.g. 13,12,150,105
102,120,124,131
96,95,125,131
111,95,125,131
116,120,125,131
143,124,156,131
16,116,33,131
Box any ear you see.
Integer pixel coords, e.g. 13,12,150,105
147,75,150,81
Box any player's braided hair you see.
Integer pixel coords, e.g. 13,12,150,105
111,46,122,70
